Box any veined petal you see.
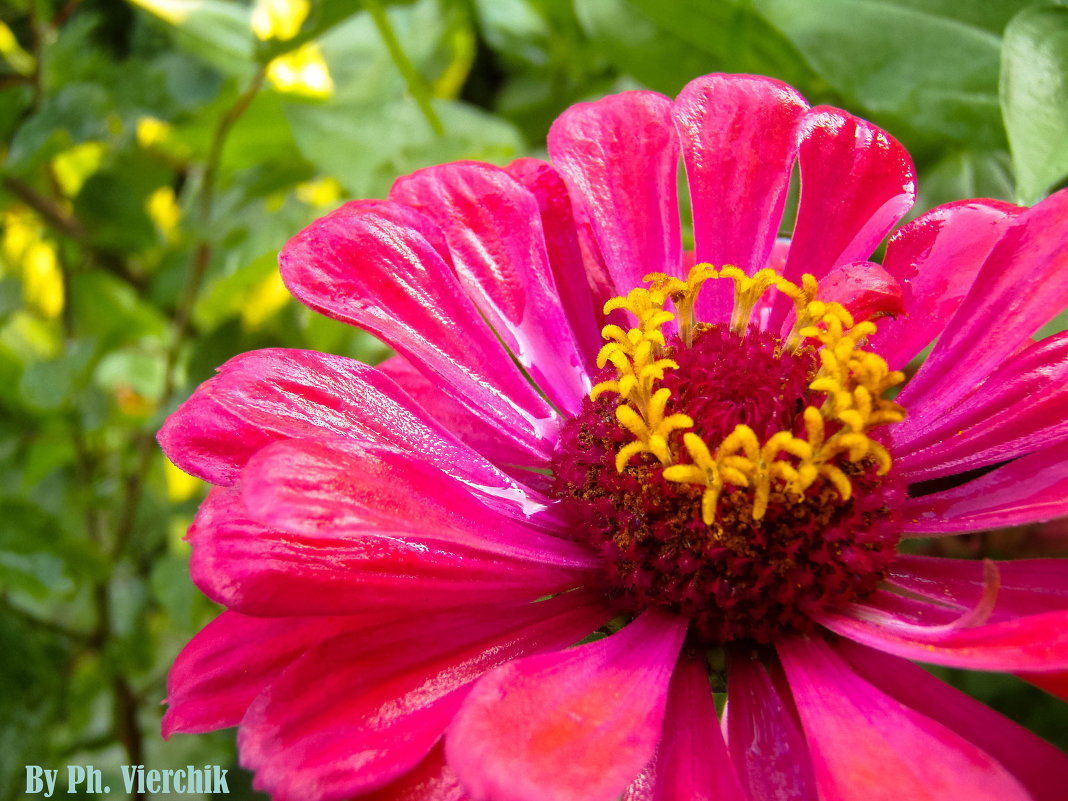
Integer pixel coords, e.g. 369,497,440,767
376,353,540,471
279,199,557,460
869,199,1022,370
653,654,745,801
506,158,605,368
900,187,1068,422
777,635,1030,801
815,261,904,323
902,441,1068,535
549,90,682,294
189,487,583,616
726,651,817,801
361,742,469,801
673,74,807,325
239,437,592,568
238,592,609,801
895,331,1068,479
391,162,590,414
164,611,395,736
888,555,1068,621
158,349,551,515
446,610,687,801
816,591,1068,671
771,106,915,331
836,639,1068,801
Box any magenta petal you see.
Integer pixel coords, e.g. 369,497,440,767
361,742,469,801
781,107,915,281
240,437,593,567
902,441,1068,535
816,261,904,323
673,74,807,324
506,157,605,367
279,199,557,460
837,638,1068,801
376,354,537,470
238,592,609,801
549,90,682,293
777,635,1030,801
816,591,1068,671
653,655,744,801
446,610,687,801
158,348,548,501
889,555,1068,621
390,163,590,414
190,487,583,616
726,651,817,801
869,199,1022,370
895,331,1068,479
900,187,1068,422
164,611,392,736
1017,669,1068,701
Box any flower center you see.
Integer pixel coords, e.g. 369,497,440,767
550,266,907,644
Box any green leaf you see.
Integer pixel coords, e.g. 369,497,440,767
18,340,96,412
915,150,1015,214
1000,4,1068,204
285,98,522,197
131,0,256,78
752,0,1008,148
5,84,111,172
69,271,169,349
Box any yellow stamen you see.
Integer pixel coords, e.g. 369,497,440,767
593,266,905,525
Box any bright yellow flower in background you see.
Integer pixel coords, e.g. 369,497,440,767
252,0,310,41
52,142,107,197
267,42,334,98
146,186,182,241
2,208,65,319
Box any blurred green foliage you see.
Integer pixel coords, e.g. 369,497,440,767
0,1,1066,798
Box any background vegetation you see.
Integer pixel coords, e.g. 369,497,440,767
1,0,1067,798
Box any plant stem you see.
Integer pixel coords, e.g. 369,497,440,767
366,0,445,136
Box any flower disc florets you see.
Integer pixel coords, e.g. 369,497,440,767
551,266,907,643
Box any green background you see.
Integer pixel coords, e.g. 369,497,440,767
1,1,1067,798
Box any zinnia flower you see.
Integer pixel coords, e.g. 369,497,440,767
159,73,1068,801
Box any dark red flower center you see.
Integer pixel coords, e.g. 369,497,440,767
549,268,906,644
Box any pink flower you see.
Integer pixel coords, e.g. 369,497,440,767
159,74,1068,801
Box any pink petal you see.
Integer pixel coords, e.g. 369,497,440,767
888,555,1068,621
895,331,1068,480
361,742,469,801
836,638,1068,801
902,441,1068,535
158,349,550,508
189,487,583,616
446,610,687,801
240,437,592,567
376,354,537,470
769,107,915,332
239,592,609,801
726,651,817,801
279,199,557,461
1017,669,1068,701
164,611,392,736
390,163,590,414
777,635,1030,801
816,261,904,323
653,655,745,801
621,765,656,801
899,187,1068,423
673,74,807,324
548,90,682,293
869,199,1023,370
816,591,1068,671
506,158,605,367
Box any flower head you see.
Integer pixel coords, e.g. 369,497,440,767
160,73,1068,801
